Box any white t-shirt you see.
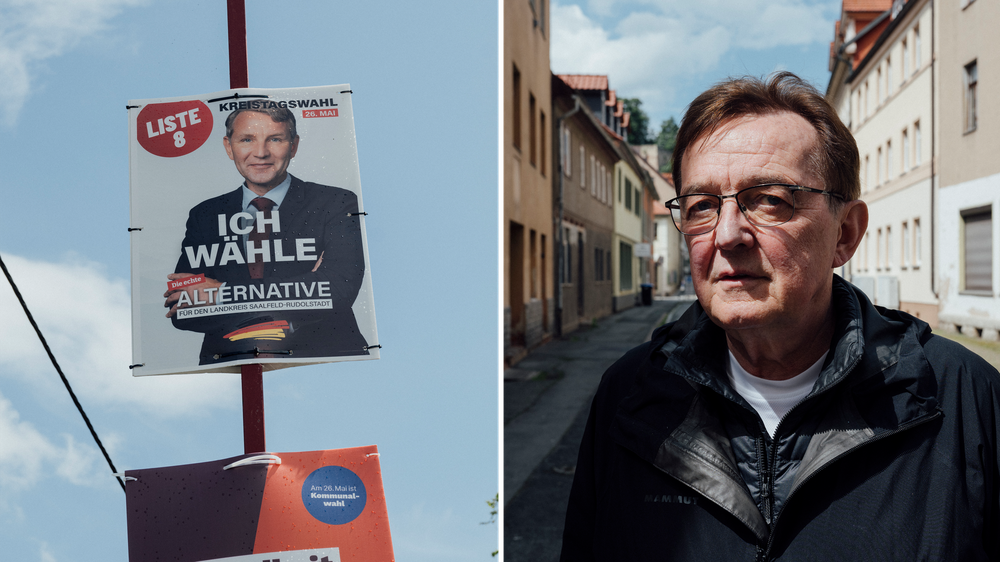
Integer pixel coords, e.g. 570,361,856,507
727,350,828,438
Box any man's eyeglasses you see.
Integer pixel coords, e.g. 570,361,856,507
665,184,846,236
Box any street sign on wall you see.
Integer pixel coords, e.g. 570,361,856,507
128,86,378,376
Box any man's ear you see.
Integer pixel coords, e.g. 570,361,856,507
223,136,235,161
833,199,868,268
289,135,300,159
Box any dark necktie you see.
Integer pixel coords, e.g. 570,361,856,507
248,197,275,279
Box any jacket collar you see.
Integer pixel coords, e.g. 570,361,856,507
609,276,942,541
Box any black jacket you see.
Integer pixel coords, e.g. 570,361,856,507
171,175,368,364
561,277,1000,561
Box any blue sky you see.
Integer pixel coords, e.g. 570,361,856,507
551,0,841,133
0,1,497,561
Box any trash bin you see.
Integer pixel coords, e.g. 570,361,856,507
640,283,653,306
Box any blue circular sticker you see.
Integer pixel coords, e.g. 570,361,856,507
301,466,367,525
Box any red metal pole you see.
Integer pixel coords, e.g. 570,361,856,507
241,363,265,453
228,0,263,453
227,0,249,89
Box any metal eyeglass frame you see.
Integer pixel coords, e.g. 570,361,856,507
665,183,846,235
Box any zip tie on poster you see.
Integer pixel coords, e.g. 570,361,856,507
366,453,380,458
223,454,283,470
348,212,368,217
126,105,139,109
112,472,138,484
215,347,293,360
129,363,144,369
207,92,270,103
341,90,353,94
128,227,142,232
364,344,381,351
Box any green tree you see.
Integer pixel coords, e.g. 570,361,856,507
622,98,651,145
483,493,498,557
656,116,679,173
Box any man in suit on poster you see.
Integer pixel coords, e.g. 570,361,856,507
164,105,368,365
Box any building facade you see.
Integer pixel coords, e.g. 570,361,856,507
505,0,553,363
634,145,682,296
612,147,652,311
551,74,617,335
937,0,1000,338
828,0,938,325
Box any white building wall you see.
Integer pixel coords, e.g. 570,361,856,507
613,161,644,303
937,173,1000,335
652,215,681,295
843,1,936,321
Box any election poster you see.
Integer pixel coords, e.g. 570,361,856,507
124,446,394,561
128,85,379,376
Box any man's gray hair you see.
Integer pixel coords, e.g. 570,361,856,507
225,103,297,139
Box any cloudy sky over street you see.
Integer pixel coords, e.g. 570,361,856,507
551,0,840,129
0,1,497,560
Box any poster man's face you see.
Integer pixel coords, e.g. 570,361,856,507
223,111,299,194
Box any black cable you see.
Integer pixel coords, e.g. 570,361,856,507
0,253,126,493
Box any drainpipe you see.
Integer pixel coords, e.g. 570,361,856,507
930,0,936,298
554,97,581,337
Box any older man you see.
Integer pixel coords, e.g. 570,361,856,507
560,73,1000,560
163,105,369,365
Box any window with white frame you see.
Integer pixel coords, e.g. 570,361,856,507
579,146,585,187
864,232,870,271
887,140,893,180
877,147,884,185
563,126,572,177
590,154,597,196
864,154,870,192
902,38,909,78
914,121,922,165
914,218,922,267
877,228,883,269
914,26,921,69
902,129,910,172
902,221,910,268
877,68,883,105
886,225,893,270
965,60,978,132
863,82,868,118
887,57,893,96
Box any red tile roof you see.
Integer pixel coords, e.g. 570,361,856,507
843,0,891,13
557,74,609,91
606,89,617,106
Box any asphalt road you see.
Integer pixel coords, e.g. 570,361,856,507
503,298,694,561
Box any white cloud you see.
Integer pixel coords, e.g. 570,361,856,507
0,391,102,491
551,0,834,120
0,252,236,417
0,0,144,127
40,543,57,562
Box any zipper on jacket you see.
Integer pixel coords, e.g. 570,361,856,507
757,436,773,526
761,409,943,559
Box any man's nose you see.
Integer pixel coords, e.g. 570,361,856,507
714,198,754,249
251,140,269,157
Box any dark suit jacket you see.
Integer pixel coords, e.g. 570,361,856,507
171,175,369,364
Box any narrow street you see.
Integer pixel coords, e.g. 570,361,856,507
503,297,694,560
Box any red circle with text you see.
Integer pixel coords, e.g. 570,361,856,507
137,100,213,158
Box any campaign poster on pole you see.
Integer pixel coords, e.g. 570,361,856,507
128,85,378,376
124,446,394,561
